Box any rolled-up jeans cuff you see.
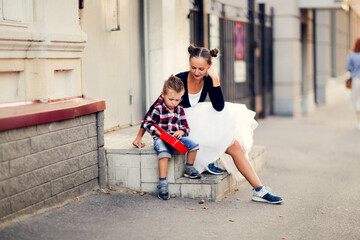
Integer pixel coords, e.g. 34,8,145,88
188,145,199,152
158,152,171,160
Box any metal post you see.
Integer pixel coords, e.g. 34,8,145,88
248,0,256,111
270,7,274,114
259,3,266,118
111,0,120,31
313,9,318,104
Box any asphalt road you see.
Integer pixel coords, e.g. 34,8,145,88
1,92,359,240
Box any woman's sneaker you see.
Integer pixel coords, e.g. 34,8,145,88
184,166,201,179
157,182,170,200
206,162,225,175
252,186,283,204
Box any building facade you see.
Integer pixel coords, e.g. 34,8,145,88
78,0,360,130
1,0,360,129
268,0,360,116
1,0,360,221
0,0,105,222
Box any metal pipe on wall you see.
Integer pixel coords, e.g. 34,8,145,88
143,0,150,110
111,0,120,31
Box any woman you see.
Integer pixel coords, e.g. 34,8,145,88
133,45,283,204
346,38,360,130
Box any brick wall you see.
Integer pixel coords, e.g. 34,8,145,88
0,111,106,222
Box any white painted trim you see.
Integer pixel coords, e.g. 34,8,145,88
0,40,86,59
298,0,347,10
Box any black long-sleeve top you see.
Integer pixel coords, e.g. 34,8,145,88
141,71,224,128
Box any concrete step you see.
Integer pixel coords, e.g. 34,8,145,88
104,125,267,201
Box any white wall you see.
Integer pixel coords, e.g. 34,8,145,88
315,10,331,104
80,0,142,130
271,0,302,116
147,0,190,104
0,0,85,104
80,0,190,130
332,9,350,77
301,10,316,115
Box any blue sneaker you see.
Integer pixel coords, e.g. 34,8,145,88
206,162,225,175
252,186,283,204
157,183,170,200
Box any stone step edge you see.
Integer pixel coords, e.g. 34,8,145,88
175,172,230,184
106,145,267,156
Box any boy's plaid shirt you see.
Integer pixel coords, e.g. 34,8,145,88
143,99,190,139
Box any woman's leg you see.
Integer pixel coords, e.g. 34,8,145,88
226,140,262,189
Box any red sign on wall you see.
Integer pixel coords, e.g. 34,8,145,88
234,22,245,60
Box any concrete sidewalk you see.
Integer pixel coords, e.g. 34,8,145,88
1,90,360,240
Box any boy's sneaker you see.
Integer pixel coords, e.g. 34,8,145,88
157,183,170,200
184,166,201,179
206,163,225,175
252,186,283,204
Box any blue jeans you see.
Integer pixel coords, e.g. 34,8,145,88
153,136,199,160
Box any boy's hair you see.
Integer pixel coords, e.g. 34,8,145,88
162,75,184,94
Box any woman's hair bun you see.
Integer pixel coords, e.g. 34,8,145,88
188,44,197,54
210,48,219,57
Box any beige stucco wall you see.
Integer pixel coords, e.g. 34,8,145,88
270,0,302,116
80,0,190,130
80,0,142,130
0,0,86,104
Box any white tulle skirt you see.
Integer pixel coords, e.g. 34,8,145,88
184,102,258,181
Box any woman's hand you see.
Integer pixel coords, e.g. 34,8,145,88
207,65,220,87
173,130,185,139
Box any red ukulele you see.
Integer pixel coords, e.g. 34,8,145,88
153,124,189,155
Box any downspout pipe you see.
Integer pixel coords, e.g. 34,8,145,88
313,9,317,104
143,0,150,110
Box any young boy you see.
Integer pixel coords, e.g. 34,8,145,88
143,75,201,200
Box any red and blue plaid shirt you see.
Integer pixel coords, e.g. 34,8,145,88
143,97,190,139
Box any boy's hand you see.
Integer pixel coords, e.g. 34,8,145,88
155,130,162,136
173,130,185,139
132,136,145,148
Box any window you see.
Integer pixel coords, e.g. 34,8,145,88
0,0,31,26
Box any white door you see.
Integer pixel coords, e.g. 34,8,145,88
80,0,143,130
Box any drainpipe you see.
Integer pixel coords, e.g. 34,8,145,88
313,9,317,104
248,0,256,111
143,0,150,110
111,0,120,31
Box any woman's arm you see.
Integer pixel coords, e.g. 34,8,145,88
207,66,220,87
206,66,225,111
